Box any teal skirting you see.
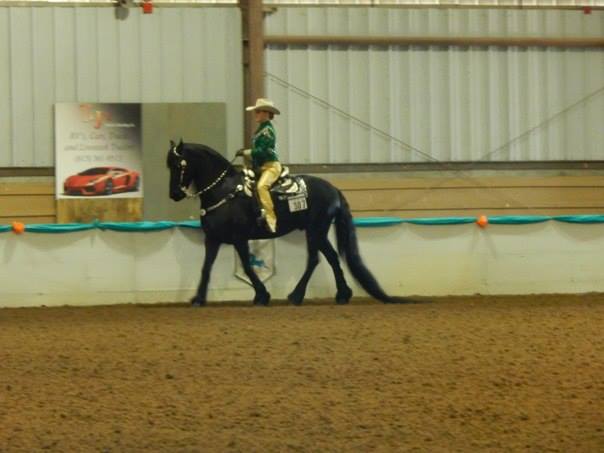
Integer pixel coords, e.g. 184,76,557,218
2,215,604,233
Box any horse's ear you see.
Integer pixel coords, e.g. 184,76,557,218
179,138,183,146
170,139,175,148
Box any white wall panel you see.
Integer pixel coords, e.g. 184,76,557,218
0,6,243,167
266,8,604,163
4,222,604,307
32,9,55,166
10,9,35,166
0,12,10,166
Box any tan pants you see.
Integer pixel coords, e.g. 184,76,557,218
257,161,282,232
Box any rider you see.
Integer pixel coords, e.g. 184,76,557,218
236,98,282,233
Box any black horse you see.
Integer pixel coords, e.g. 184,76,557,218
166,140,407,306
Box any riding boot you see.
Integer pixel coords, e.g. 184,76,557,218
266,217,277,233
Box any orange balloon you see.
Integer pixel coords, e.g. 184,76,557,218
12,221,25,234
476,215,488,228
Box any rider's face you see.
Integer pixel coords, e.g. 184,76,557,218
254,110,271,123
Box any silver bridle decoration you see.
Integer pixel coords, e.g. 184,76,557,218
171,145,229,199
198,184,244,217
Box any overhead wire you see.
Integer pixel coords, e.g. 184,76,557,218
265,71,603,213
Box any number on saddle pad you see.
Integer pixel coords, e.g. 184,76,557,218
288,195,308,212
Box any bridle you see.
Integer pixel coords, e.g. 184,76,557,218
170,144,243,216
171,145,229,198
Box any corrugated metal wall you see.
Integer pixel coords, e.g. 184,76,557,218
266,8,604,163
2,6,602,167
0,6,243,167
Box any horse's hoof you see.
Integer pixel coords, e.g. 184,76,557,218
253,292,271,306
287,292,303,306
190,296,207,307
335,288,352,305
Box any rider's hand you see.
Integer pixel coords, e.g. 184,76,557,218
236,149,251,157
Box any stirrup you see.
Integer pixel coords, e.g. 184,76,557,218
256,209,266,226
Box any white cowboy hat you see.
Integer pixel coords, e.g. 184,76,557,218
245,98,280,115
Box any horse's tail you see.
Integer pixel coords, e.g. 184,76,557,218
335,190,393,303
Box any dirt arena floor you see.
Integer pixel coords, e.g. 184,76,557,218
1,294,603,452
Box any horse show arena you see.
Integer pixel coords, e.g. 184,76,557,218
1,295,603,452
1,3,603,452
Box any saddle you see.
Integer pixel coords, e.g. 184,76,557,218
241,166,307,201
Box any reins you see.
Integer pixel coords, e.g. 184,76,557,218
172,145,237,198
172,145,242,216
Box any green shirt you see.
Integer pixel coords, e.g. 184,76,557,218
251,121,279,168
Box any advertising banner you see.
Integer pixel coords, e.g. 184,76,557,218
55,103,143,199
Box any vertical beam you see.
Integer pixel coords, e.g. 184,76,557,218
240,0,264,143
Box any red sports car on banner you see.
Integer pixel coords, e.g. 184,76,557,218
63,166,141,196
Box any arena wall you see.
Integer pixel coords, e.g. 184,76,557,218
265,8,604,164
1,5,602,307
2,220,603,308
3,172,604,225
0,6,244,168
1,6,601,169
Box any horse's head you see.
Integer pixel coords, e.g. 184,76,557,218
166,139,192,201
166,140,235,202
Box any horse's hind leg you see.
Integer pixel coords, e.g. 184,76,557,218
287,232,320,306
234,240,271,306
318,238,352,304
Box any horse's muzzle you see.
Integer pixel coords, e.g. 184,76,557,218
170,189,186,201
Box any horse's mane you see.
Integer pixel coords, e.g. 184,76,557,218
183,142,233,169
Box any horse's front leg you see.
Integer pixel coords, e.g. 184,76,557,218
192,236,221,306
234,240,271,306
